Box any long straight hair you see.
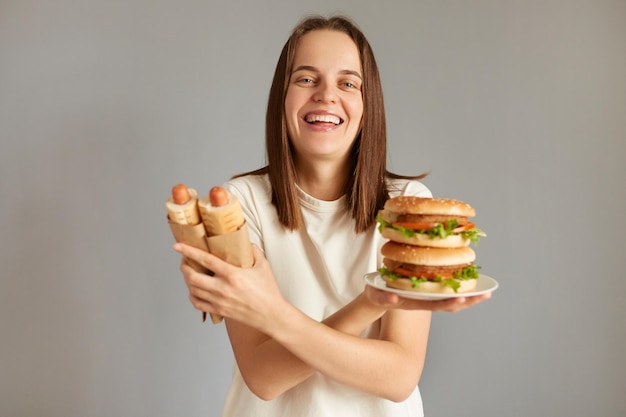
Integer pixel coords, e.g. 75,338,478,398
236,15,426,233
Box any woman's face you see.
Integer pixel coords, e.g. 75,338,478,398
284,30,364,165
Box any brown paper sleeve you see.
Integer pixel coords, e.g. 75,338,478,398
167,218,210,274
167,217,222,324
205,222,254,268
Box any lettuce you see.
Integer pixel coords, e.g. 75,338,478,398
376,214,486,244
378,265,480,293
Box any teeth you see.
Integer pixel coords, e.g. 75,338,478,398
305,114,341,125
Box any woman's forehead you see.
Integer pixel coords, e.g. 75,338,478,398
292,30,361,72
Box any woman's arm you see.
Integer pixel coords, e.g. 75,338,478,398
233,302,431,402
225,291,430,401
224,292,409,400
176,243,431,401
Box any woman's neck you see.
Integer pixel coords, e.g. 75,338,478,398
294,158,350,201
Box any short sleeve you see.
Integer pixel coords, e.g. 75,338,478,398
222,176,269,253
386,178,432,198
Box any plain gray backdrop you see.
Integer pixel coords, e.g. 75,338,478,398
1,1,625,416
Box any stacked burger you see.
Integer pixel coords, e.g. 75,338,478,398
376,197,486,294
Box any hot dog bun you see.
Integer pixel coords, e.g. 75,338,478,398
198,187,245,236
166,185,201,225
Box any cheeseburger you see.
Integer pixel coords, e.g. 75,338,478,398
377,196,485,248
377,197,486,293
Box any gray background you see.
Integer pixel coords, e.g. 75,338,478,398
1,1,625,416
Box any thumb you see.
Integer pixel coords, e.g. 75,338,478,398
366,285,401,306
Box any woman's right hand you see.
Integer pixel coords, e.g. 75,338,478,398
174,242,288,332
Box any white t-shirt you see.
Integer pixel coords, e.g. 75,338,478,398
221,174,432,417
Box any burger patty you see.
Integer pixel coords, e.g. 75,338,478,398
396,214,469,226
383,258,472,276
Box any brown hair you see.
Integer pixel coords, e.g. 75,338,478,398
236,15,426,233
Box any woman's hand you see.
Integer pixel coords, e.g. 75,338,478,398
173,242,287,331
364,285,492,313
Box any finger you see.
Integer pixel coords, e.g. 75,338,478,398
189,293,219,316
383,292,401,305
180,257,204,275
464,292,493,307
365,286,401,306
436,292,492,312
455,293,491,308
393,296,467,312
185,271,229,317
173,243,235,276
179,259,208,288
440,298,470,312
173,242,212,265
179,259,220,303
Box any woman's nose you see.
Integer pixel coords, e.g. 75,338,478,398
313,82,337,103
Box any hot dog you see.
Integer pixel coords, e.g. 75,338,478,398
198,186,246,236
165,184,201,225
196,186,254,324
166,183,218,323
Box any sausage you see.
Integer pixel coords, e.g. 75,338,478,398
171,184,192,205
209,186,229,207
198,186,243,236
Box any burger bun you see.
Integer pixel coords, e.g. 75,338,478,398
383,275,478,294
382,196,476,218
381,242,476,266
381,227,471,248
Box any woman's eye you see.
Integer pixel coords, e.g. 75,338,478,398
342,81,360,90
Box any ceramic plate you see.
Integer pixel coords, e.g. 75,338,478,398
364,272,498,300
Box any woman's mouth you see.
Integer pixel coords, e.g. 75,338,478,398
304,114,343,125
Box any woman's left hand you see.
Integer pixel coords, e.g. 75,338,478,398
364,285,492,313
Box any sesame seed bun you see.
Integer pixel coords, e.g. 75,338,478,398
382,197,476,218
383,275,478,293
381,241,476,266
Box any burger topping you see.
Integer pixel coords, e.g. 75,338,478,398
382,258,478,278
376,214,486,244
396,213,469,225
394,221,476,233
378,263,480,292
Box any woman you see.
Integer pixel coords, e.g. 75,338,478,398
174,15,490,417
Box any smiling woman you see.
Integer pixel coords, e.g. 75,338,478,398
172,14,492,417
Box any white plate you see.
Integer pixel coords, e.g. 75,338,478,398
363,272,499,300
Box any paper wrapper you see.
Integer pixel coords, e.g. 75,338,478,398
167,219,210,274
167,218,223,323
168,216,254,324
206,223,254,268
203,222,254,324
